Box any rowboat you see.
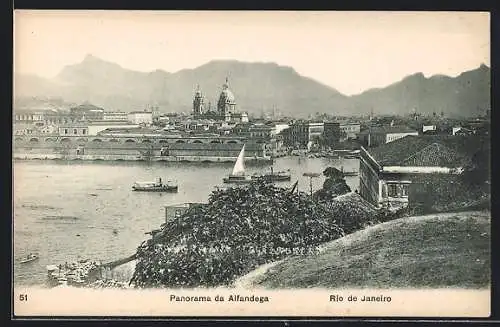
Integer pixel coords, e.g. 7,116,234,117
20,253,39,264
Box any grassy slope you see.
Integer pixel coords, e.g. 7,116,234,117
252,211,490,289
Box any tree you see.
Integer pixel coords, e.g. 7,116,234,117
314,167,351,201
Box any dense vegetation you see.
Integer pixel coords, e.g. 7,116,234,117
130,179,381,288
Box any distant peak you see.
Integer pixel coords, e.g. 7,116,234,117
83,54,99,62
479,63,490,70
402,72,426,81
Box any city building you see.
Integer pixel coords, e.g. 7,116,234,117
58,123,89,136
359,135,485,211
339,121,361,140
103,111,129,121
14,110,44,123
282,121,324,149
323,121,341,148
358,126,419,147
70,103,105,121
128,111,153,125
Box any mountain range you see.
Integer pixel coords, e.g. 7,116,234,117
14,54,490,118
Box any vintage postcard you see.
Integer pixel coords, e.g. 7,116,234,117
12,10,491,318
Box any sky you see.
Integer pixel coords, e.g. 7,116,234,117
13,11,490,96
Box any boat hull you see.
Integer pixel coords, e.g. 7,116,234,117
251,174,291,182
222,177,252,184
20,257,39,264
132,186,178,192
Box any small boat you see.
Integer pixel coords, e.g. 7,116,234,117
20,253,39,264
223,145,252,184
132,177,178,192
340,166,359,176
252,169,291,182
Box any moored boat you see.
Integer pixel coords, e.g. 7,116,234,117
223,145,252,184
132,178,178,192
252,168,291,182
20,253,39,264
340,166,359,176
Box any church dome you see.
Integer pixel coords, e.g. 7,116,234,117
220,88,235,103
218,78,235,104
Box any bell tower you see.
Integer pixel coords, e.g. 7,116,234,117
193,85,204,117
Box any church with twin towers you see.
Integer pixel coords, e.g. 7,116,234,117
192,77,248,123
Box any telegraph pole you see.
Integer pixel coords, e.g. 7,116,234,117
303,172,320,197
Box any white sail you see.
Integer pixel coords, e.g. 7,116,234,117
231,145,246,176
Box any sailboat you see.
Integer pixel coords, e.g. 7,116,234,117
223,145,252,184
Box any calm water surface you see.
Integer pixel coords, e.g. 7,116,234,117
13,157,359,286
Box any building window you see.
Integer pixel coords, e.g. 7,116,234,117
64,129,68,135
387,184,398,197
73,129,77,135
82,129,86,135
401,184,409,197
387,183,409,198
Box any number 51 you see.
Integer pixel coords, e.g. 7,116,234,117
19,294,28,301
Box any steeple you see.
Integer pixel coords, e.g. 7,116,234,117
193,84,204,116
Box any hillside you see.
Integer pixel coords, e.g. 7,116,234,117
244,211,490,289
351,64,491,117
13,55,490,117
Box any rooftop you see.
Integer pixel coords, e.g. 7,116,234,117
367,135,489,167
360,125,418,135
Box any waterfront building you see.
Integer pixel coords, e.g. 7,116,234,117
282,121,324,149
57,121,141,136
13,122,36,136
13,131,271,162
359,135,486,211
128,111,153,125
323,122,342,148
58,123,89,136
357,126,419,147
